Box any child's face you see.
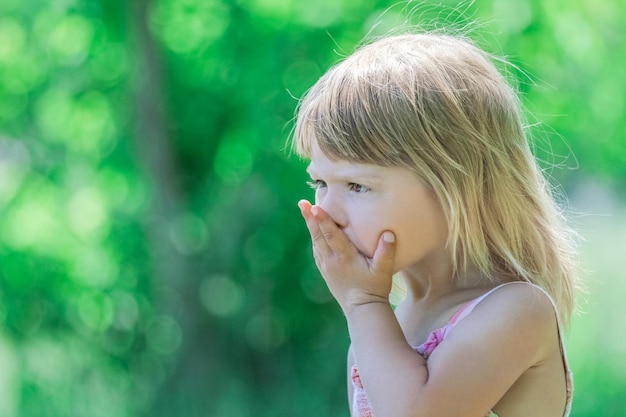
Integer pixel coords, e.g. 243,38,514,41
306,140,449,273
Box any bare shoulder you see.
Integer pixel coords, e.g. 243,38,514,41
476,282,557,323
432,281,561,368
418,283,562,412
459,282,560,356
488,280,553,303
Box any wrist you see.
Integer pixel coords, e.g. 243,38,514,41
342,293,390,317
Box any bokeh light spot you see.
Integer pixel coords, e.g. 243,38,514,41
168,212,208,254
43,13,94,64
77,292,114,332
112,292,139,331
35,89,116,155
2,183,66,256
145,315,182,355
213,139,254,184
296,1,343,27
35,88,73,143
200,275,244,317
554,12,597,68
67,91,116,155
151,0,230,54
95,168,129,210
66,187,109,242
71,246,118,289
493,0,532,34
90,42,129,85
23,337,66,384
0,17,25,61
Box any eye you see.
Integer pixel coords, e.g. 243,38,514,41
307,180,326,190
348,183,369,193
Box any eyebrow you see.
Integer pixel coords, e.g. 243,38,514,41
306,163,383,183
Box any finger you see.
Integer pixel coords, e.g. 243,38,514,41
371,231,396,275
312,205,354,255
298,200,332,257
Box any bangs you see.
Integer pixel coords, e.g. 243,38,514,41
292,63,412,167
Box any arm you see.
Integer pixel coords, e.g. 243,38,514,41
347,284,556,417
346,301,429,416
299,201,556,417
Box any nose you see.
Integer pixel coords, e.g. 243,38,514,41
316,190,347,228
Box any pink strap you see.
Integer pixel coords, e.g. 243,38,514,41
449,283,515,325
417,282,527,358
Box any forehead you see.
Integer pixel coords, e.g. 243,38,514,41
306,159,385,179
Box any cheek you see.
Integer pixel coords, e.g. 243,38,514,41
391,208,449,270
391,238,417,272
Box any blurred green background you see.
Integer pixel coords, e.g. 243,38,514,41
0,0,624,416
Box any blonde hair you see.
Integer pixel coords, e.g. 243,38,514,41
291,33,577,323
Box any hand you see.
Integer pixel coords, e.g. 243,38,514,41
298,199,396,314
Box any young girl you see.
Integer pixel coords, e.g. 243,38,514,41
293,33,576,417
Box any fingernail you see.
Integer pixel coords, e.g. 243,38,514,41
311,206,319,217
383,231,395,243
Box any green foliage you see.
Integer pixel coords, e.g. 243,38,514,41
0,0,624,416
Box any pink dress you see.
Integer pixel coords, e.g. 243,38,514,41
350,282,573,417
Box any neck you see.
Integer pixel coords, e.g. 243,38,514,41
398,253,495,303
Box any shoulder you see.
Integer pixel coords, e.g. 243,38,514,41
409,283,563,415
474,282,557,323
451,282,559,358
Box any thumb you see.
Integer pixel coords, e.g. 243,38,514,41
371,231,396,274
